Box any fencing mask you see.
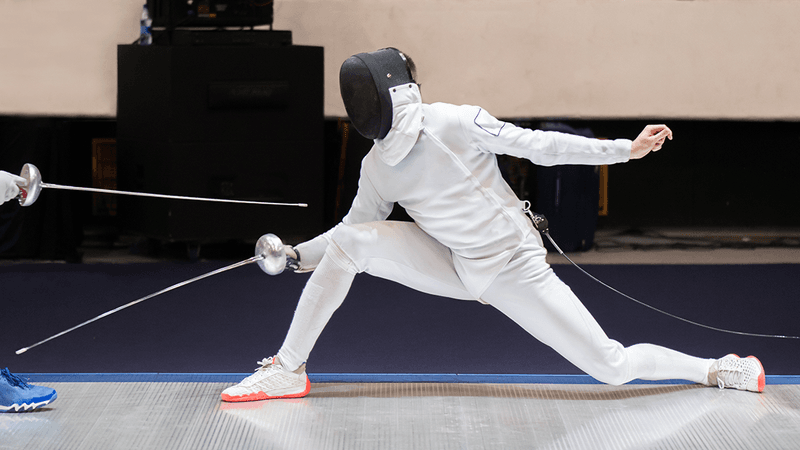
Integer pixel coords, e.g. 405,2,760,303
340,48,417,140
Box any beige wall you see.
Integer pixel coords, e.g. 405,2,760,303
1,0,798,119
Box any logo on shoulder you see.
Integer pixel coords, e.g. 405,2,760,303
474,108,506,137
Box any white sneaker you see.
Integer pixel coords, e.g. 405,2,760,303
221,357,310,402
710,354,765,393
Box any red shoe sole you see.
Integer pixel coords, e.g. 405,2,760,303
221,376,311,402
746,355,766,393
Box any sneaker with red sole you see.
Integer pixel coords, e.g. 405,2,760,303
711,354,766,393
221,356,310,402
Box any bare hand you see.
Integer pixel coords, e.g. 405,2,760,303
630,124,673,160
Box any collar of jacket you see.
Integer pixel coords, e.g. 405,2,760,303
373,83,423,166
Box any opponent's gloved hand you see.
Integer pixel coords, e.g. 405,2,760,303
1,170,26,205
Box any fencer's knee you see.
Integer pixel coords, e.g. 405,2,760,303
326,224,377,275
581,343,631,386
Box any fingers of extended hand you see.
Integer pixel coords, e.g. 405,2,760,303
643,126,673,153
631,125,673,159
648,125,673,140
652,136,666,152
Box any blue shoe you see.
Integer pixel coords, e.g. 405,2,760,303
0,368,57,412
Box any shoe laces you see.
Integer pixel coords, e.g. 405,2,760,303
717,356,750,389
239,357,280,384
1,368,31,389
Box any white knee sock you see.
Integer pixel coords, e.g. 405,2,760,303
277,251,356,372
626,343,715,385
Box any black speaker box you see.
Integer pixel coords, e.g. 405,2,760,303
116,44,324,245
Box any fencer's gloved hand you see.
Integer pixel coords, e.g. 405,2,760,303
0,170,27,205
290,231,333,273
285,245,301,271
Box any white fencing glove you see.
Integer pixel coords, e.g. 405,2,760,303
281,224,343,273
0,170,26,205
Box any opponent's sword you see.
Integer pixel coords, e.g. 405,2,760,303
15,163,307,208
15,233,291,355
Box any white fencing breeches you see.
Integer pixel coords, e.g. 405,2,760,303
278,221,713,385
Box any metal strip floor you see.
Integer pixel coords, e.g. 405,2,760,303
3,382,799,450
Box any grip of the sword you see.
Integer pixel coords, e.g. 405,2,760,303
18,163,42,207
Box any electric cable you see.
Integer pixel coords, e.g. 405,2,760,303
524,206,800,340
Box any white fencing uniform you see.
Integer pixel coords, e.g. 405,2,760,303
278,84,713,385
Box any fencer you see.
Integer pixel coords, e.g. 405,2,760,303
221,48,765,402
0,170,58,412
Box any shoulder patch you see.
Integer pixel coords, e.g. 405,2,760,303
473,108,506,137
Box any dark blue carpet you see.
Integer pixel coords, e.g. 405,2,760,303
2,262,798,376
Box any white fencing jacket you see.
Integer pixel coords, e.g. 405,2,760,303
312,83,632,297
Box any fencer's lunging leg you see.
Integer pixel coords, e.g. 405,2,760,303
483,234,714,386
277,245,356,372
624,343,713,383
279,221,475,372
